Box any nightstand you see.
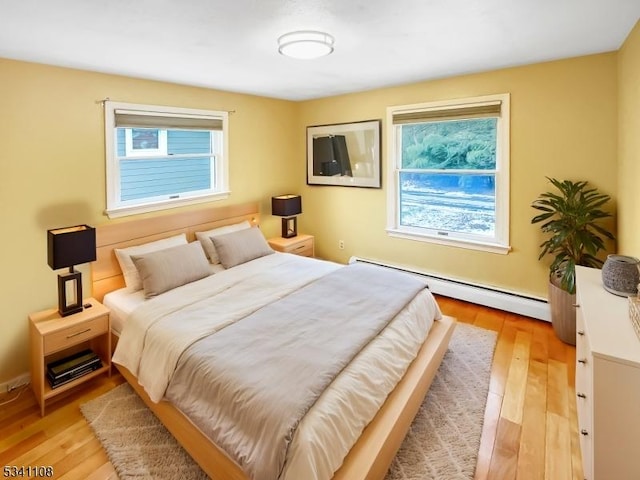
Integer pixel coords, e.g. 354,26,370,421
268,234,314,257
29,298,111,416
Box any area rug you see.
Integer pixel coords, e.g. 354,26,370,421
81,322,497,480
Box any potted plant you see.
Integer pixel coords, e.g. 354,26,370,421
531,178,615,344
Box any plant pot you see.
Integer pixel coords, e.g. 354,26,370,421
548,277,576,345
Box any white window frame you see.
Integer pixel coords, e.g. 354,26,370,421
104,101,229,218
386,93,511,254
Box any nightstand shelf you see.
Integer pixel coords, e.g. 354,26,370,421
29,298,111,416
268,234,314,257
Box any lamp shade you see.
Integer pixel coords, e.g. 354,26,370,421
47,225,97,270
272,195,302,217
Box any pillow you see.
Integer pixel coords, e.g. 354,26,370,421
211,227,274,269
131,242,210,298
114,234,188,291
195,220,251,264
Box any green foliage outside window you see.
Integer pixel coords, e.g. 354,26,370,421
401,118,497,170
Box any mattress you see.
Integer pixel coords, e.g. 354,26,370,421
112,253,441,480
103,288,145,335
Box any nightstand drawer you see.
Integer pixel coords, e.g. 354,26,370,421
286,239,313,256
268,234,314,257
44,315,108,354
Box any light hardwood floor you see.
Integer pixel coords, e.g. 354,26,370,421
0,296,581,479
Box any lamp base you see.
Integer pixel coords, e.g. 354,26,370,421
281,216,298,239
58,270,83,317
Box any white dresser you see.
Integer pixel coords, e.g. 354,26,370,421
575,266,640,480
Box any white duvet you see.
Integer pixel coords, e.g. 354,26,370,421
111,252,442,480
112,253,339,402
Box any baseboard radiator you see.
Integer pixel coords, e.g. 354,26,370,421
349,256,551,322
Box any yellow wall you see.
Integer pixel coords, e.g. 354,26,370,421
0,43,630,385
296,54,619,299
0,58,297,384
618,20,640,254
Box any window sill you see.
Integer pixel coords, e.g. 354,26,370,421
386,228,511,255
106,191,230,219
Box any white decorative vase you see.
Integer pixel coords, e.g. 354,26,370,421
601,255,640,297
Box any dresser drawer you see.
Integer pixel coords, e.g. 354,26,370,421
575,342,592,395
44,315,109,354
575,359,593,447
576,309,587,351
575,361,592,433
575,306,592,396
580,424,594,480
575,304,594,478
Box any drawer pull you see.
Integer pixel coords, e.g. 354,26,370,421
66,328,91,339
578,358,587,365
578,330,585,336
577,393,587,399
573,303,580,308
580,429,589,436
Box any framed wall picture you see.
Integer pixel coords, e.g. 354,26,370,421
307,119,381,188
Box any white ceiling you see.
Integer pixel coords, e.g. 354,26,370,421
0,0,638,101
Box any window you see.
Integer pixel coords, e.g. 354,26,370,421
104,101,229,218
124,129,167,157
386,94,511,254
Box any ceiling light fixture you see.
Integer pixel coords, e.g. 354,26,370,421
278,30,334,60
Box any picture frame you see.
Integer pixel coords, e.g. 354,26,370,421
307,119,381,188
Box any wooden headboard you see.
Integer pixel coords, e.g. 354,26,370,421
91,202,260,302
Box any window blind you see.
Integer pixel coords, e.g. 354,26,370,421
392,101,502,125
114,110,223,130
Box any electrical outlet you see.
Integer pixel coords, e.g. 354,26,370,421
338,240,345,250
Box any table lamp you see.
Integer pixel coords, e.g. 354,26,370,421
47,225,97,316
271,195,302,239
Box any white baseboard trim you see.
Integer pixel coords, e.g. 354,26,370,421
349,256,551,322
1,372,31,394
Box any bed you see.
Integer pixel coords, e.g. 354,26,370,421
90,202,456,480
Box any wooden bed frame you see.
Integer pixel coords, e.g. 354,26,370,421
90,202,456,480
